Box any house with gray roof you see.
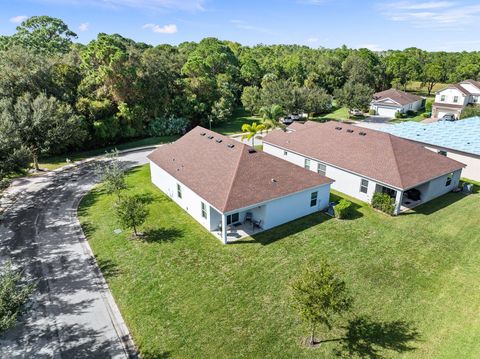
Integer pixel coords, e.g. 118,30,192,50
432,80,480,119
381,117,480,181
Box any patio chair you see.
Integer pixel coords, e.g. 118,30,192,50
252,219,263,231
244,212,253,224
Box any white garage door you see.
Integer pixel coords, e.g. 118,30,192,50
376,106,400,118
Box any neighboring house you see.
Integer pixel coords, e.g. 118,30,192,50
263,121,465,215
147,127,333,244
432,80,480,119
370,88,423,118
381,117,480,181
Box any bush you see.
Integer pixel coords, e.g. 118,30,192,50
371,192,395,215
368,108,376,115
148,116,189,137
0,178,11,191
406,110,415,117
425,99,433,112
394,111,404,119
421,112,429,118
334,199,353,219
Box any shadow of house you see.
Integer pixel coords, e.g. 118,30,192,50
401,192,467,216
334,316,419,359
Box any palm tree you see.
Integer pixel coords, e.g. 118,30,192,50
241,122,265,148
259,104,283,130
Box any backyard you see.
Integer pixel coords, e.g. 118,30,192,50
79,165,480,359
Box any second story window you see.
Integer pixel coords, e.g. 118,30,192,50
304,158,311,170
453,96,458,103
440,95,446,102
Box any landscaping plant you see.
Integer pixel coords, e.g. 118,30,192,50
290,261,352,346
334,199,353,219
371,192,395,215
114,194,149,238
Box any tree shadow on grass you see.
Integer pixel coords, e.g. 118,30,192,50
95,257,120,279
142,227,184,243
333,316,419,359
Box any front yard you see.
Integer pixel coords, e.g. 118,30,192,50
79,165,480,359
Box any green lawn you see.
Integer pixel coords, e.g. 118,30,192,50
212,107,261,135
36,135,179,171
79,165,480,359
406,81,448,97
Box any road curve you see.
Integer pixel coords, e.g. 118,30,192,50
0,149,152,358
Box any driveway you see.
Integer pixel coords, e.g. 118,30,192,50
0,149,153,358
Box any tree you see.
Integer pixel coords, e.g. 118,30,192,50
460,105,480,119
114,195,149,237
334,81,374,111
0,93,86,171
241,86,261,114
421,61,443,96
12,16,77,55
96,151,127,199
290,261,352,345
241,122,265,148
0,262,35,334
259,104,283,129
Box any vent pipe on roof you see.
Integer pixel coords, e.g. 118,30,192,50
248,148,256,154
271,178,277,183
227,144,235,148
335,126,342,130
216,139,223,143
200,132,206,136
359,132,367,136
347,129,354,133
207,135,214,139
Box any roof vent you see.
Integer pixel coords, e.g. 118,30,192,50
200,132,206,136
227,144,235,148
359,132,367,136
216,139,223,143
335,126,342,130
347,129,354,133
248,148,256,154
271,178,277,183
207,135,214,139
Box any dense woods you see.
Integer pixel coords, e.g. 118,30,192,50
1,16,480,178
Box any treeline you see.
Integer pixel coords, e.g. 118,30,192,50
1,16,480,178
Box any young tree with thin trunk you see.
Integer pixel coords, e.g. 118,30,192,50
290,261,352,346
96,150,127,200
114,194,149,238
241,122,265,148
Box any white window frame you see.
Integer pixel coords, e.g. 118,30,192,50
360,179,369,194
317,162,326,176
201,202,207,219
453,96,458,103
310,191,318,207
177,183,182,198
304,158,311,170
440,95,446,102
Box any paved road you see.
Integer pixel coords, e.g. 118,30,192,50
0,149,152,358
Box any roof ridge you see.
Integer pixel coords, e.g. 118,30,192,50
386,134,406,189
220,144,249,212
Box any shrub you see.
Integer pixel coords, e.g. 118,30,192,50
406,110,415,117
334,199,353,219
148,116,189,137
425,99,433,112
368,109,376,115
421,112,429,118
0,178,11,191
394,111,404,119
371,192,395,215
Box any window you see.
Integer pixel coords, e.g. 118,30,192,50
360,179,369,194
304,158,311,170
177,183,182,198
227,213,239,225
438,150,447,156
446,173,453,186
201,202,207,219
317,163,326,176
310,191,318,207
283,150,288,156
440,95,446,102
453,96,459,103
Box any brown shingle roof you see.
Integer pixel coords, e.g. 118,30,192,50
147,126,333,213
263,121,465,190
432,102,464,109
372,88,422,106
436,84,470,96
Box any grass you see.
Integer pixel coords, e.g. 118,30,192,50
406,81,448,97
79,165,480,359
37,135,179,171
212,107,261,135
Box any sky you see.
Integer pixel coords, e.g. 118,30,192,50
1,0,480,51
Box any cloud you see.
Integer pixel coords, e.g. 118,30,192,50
307,37,319,43
10,15,28,23
29,0,204,12
142,23,178,34
379,1,480,28
79,22,89,31
230,19,275,34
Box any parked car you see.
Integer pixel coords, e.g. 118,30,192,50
405,188,421,201
291,113,301,120
349,109,363,116
281,116,294,125
439,113,456,122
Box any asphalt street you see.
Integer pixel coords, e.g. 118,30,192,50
0,149,152,358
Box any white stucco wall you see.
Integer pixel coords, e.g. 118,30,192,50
425,146,479,181
150,161,214,231
435,88,469,106
264,143,386,203
416,170,462,202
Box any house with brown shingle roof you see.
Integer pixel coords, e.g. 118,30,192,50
370,88,424,118
263,121,465,214
432,80,480,119
147,126,333,243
